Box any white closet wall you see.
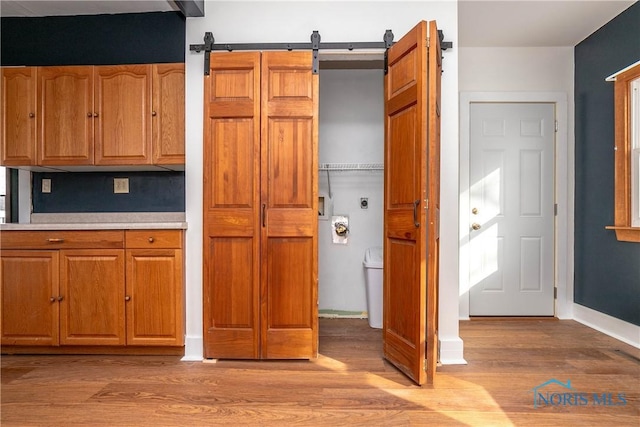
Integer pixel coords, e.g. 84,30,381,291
318,68,384,313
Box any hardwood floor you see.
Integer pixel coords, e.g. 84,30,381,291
2,318,639,426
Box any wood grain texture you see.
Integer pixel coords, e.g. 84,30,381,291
37,66,94,165
2,319,638,426
1,66,37,166
152,63,185,165
94,64,152,165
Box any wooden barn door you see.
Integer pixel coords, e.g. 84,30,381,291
383,20,441,385
203,51,318,360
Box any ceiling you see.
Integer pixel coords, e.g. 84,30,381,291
0,0,636,47
458,0,636,47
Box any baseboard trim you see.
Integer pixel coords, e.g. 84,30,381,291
439,336,467,365
573,304,640,349
182,335,204,361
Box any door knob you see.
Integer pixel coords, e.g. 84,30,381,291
471,223,481,230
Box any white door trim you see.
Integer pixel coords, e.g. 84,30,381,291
459,92,573,320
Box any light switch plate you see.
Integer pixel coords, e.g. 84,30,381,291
42,178,51,193
114,178,129,194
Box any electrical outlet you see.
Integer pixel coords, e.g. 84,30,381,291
42,179,52,193
114,178,129,194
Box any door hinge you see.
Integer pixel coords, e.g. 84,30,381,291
554,287,558,299
423,358,427,371
554,203,558,216
554,120,558,132
426,36,430,49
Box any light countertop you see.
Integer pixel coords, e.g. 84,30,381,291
0,212,187,231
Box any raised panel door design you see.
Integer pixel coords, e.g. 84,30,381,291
95,65,152,165
384,21,441,385
1,67,37,166
469,102,554,316
38,66,94,165
126,249,183,346
0,251,59,346
59,250,125,345
204,52,261,359
261,51,318,360
152,63,185,165
203,51,318,360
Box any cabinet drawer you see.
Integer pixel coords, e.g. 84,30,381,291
125,230,182,249
1,230,124,250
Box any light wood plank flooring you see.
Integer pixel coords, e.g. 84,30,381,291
2,318,639,426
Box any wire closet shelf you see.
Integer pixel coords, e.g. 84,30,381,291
319,163,383,171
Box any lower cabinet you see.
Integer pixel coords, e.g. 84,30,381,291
0,250,59,345
60,249,126,346
0,229,184,351
125,230,184,346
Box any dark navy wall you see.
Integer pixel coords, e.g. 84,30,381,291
32,172,184,213
574,2,640,326
2,12,186,214
1,12,185,65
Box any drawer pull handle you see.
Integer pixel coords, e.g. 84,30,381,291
125,295,131,302
148,237,155,243
47,238,65,243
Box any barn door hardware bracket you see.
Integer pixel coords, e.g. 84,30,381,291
438,30,453,50
311,31,321,74
189,32,215,75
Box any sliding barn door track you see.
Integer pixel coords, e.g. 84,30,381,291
190,30,452,75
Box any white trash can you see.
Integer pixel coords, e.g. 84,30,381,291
363,247,383,329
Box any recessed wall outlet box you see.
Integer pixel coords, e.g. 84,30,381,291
42,179,51,193
114,178,129,194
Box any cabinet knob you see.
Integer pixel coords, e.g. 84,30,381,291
148,237,155,243
57,296,64,302
50,297,56,303
93,112,99,118
29,113,35,118
151,111,157,117
125,295,131,301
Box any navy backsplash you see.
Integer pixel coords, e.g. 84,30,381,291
32,172,185,213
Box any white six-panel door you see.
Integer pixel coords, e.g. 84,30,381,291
469,103,555,316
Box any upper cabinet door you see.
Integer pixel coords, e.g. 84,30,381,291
95,65,152,165
1,67,37,166
38,66,94,165
152,63,185,165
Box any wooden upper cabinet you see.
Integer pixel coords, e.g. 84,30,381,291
152,63,185,165
38,66,94,165
95,65,152,165
1,67,38,166
2,63,185,167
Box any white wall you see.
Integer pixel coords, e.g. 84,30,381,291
184,1,460,362
458,47,575,322
318,69,383,313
